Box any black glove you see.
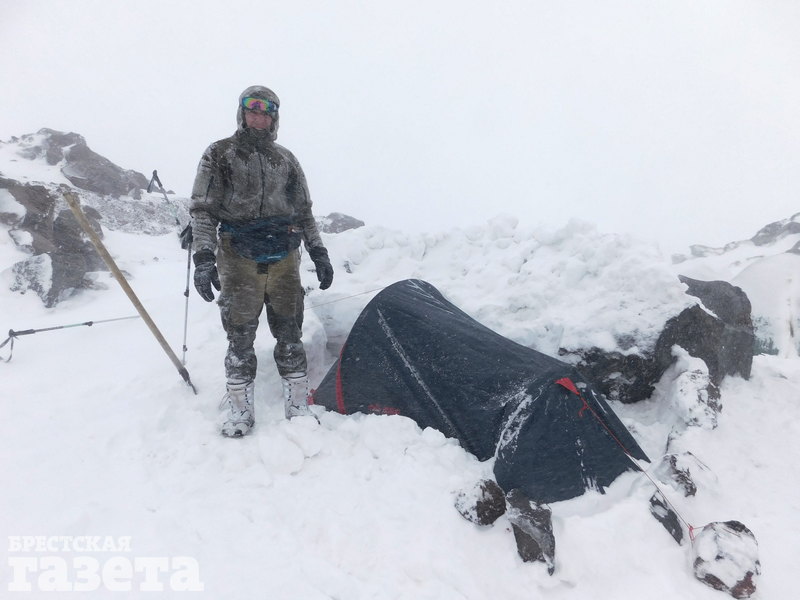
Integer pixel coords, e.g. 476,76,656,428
308,246,334,290
193,250,220,302
179,224,193,250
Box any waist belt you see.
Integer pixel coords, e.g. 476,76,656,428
220,216,302,264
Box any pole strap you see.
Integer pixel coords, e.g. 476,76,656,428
0,334,15,363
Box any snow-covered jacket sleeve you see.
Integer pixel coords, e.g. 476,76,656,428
287,153,325,250
189,143,225,255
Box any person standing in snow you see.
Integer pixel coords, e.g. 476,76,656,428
189,85,334,437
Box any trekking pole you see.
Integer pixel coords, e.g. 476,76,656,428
181,238,192,365
147,170,180,227
0,316,140,363
63,189,197,394
148,170,192,365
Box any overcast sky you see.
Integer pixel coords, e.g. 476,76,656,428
2,0,799,253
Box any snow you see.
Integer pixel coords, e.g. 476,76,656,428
0,135,73,187
651,345,719,431
9,253,53,299
0,188,26,220
1,210,799,597
320,218,696,358
733,253,800,357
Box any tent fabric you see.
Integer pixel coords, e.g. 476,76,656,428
312,279,649,504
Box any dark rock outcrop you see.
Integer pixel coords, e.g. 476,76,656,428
673,212,800,263
1,129,194,305
505,489,555,574
567,277,754,404
454,479,506,526
2,178,106,307
750,213,800,246
318,212,365,234
562,347,653,404
22,129,149,198
663,277,754,382
649,491,685,545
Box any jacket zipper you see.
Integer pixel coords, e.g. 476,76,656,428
258,154,266,215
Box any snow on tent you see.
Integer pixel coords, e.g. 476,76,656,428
314,278,649,500
314,279,649,573
312,279,650,569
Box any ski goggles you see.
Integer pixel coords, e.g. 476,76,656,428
241,97,279,113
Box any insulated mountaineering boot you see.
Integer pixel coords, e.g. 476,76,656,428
220,379,255,437
282,373,314,419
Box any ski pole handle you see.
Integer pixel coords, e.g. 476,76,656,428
8,329,35,337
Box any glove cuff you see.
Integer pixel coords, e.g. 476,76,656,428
192,249,215,267
307,245,329,262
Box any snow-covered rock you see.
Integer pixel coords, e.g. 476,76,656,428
693,520,761,599
8,129,148,198
563,275,754,406
454,478,506,526
505,489,556,574
0,131,194,305
0,131,188,235
655,345,720,430
649,490,685,544
317,212,365,234
676,212,800,358
652,451,717,498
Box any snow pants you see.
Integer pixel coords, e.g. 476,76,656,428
216,236,306,382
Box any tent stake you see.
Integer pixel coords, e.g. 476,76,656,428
63,189,197,394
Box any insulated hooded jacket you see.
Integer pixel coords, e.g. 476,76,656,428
190,85,324,256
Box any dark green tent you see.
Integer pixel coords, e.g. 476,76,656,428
312,279,649,503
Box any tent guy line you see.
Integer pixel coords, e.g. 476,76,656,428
557,376,701,542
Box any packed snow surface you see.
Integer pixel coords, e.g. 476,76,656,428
1,216,798,598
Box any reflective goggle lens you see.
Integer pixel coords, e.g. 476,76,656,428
242,97,278,113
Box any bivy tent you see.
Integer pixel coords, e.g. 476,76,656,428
312,279,650,504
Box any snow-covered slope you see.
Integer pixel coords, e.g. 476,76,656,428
1,134,797,598
1,219,797,598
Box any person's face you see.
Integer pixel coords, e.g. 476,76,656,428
244,110,273,130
